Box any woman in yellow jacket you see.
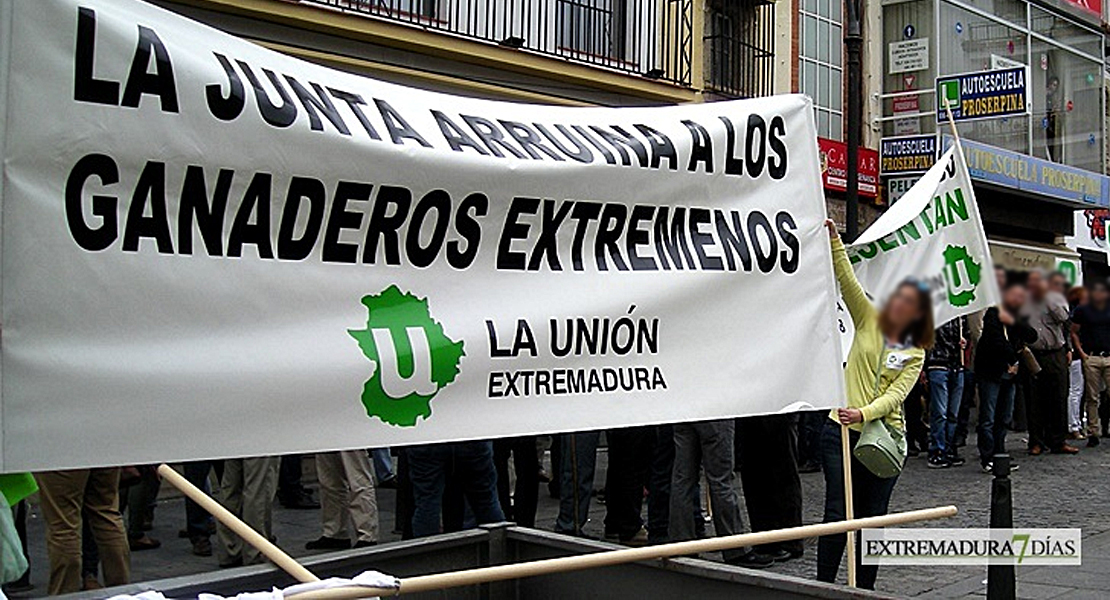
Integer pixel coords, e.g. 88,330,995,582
818,220,934,589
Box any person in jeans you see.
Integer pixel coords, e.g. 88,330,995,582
818,220,932,590
553,432,599,536
977,283,1038,471
925,317,968,468
1021,270,1076,455
407,441,503,538
669,419,771,569
34,469,130,595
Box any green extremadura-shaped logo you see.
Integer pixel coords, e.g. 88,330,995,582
942,244,982,308
348,286,464,427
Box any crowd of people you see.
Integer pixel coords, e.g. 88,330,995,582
9,226,1109,596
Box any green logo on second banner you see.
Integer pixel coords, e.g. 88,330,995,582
349,286,464,427
942,245,982,307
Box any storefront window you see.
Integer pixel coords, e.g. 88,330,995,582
881,0,1105,171
1029,37,1103,171
1030,5,1101,59
799,0,843,139
938,0,1030,155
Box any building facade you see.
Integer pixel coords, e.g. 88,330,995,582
155,0,776,108
878,0,1109,280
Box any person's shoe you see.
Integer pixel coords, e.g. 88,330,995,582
305,536,352,551
1069,430,1087,440
798,461,821,473
1009,463,1020,472
219,556,244,569
927,455,950,469
619,527,649,547
376,477,397,490
281,490,321,510
191,536,213,557
758,548,793,562
947,454,967,467
906,445,921,458
129,535,161,551
2,581,34,595
726,551,775,569
1052,445,1080,455
1088,435,1100,448
981,461,993,474
1028,445,1044,456
353,540,377,549
81,575,102,591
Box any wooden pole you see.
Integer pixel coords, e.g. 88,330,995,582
156,464,320,584
840,423,857,587
286,506,958,600
943,101,963,146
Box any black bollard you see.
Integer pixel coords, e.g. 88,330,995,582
987,454,1015,600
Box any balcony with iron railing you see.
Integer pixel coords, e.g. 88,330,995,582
300,0,694,87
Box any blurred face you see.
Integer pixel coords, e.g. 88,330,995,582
1003,285,1027,310
1048,274,1067,295
882,283,926,333
1027,271,1046,298
1092,285,1110,306
995,267,1007,290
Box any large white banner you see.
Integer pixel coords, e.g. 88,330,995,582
847,146,1000,328
0,0,845,472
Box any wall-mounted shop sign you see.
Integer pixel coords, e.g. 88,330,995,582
880,135,936,174
889,39,929,74
819,138,878,197
942,136,1109,207
936,67,1028,122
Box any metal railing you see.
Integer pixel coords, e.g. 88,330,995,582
704,0,774,98
304,0,694,86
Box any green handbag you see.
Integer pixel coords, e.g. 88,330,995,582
852,348,908,479
853,417,907,478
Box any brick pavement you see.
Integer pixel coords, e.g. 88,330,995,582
11,431,1110,598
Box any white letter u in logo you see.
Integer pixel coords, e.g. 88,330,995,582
371,327,438,398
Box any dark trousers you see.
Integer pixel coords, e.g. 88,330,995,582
977,378,1016,466
646,425,674,544
797,410,826,468
736,415,803,555
278,455,305,503
816,421,898,590
955,369,976,444
554,432,599,535
7,500,30,587
395,450,414,540
903,382,929,453
1028,348,1069,450
493,436,540,528
604,427,653,539
408,441,504,538
119,466,160,541
184,461,216,539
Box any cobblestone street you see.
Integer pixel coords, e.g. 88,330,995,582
14,431,1110,599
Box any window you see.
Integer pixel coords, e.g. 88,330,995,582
558,0,627,60
706,0,775,98
799,0,844,139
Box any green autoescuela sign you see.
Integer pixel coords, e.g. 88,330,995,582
936,67,1028,123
